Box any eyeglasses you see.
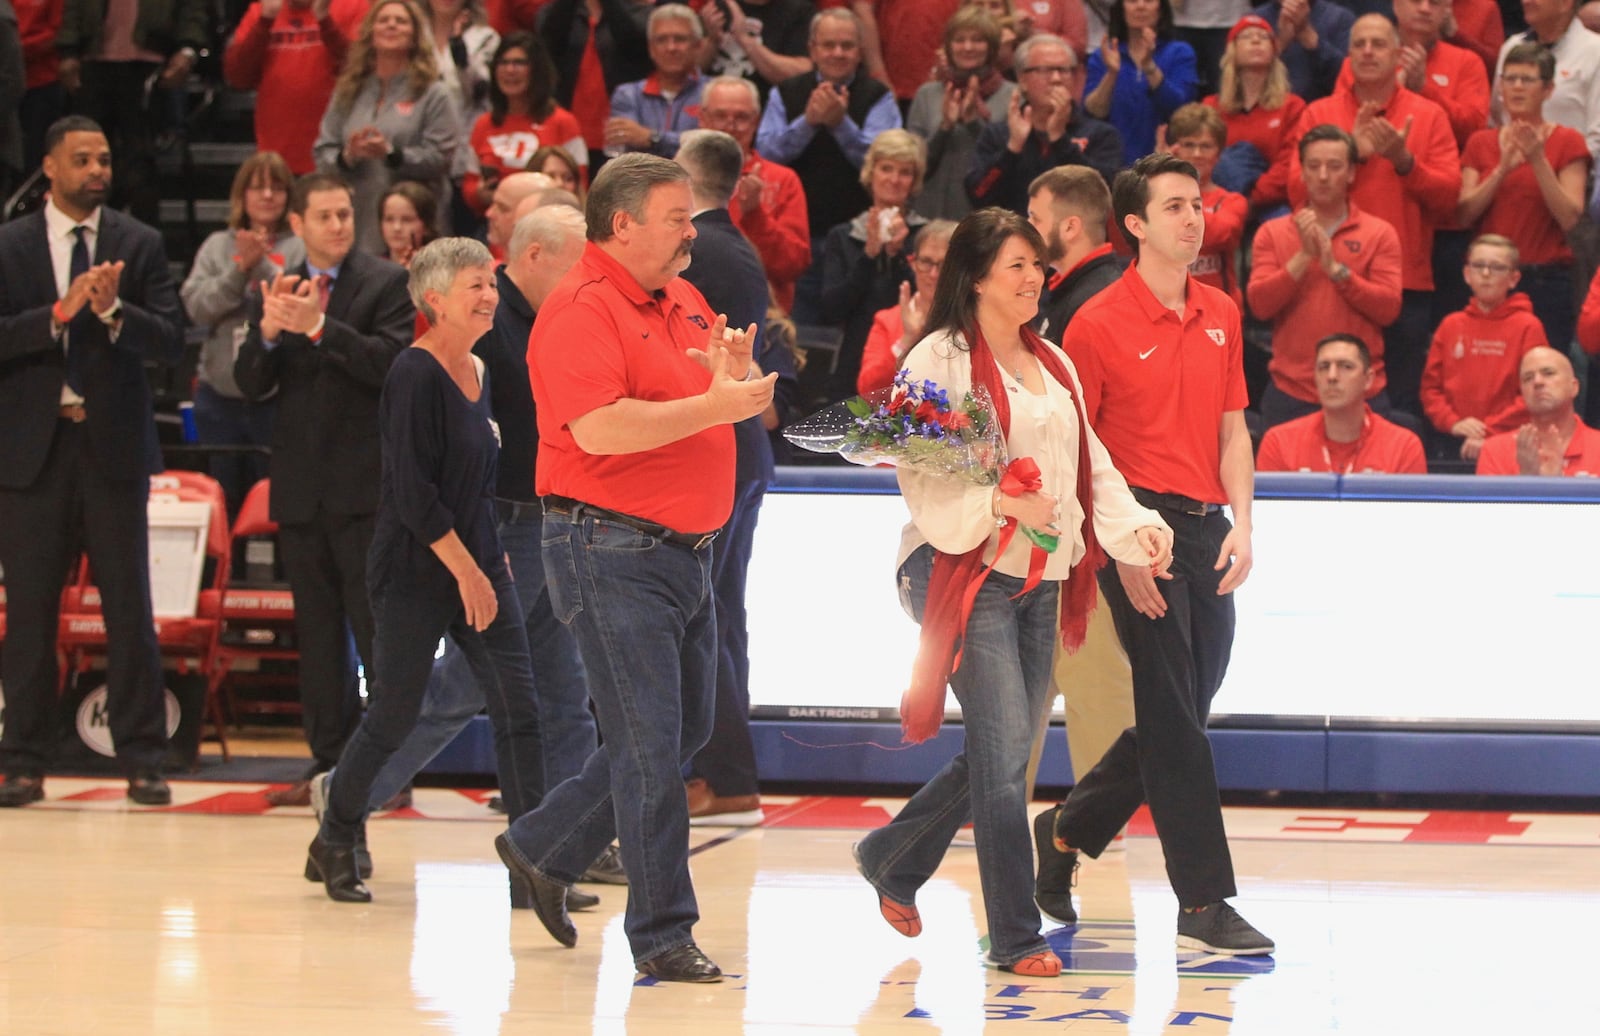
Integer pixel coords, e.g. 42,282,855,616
913,257,942,274
1467,261,1514,275
1499,73,1545,86
1022,65,1075,77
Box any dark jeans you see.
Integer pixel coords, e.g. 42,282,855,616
501,511,717,964
0,422,167,774
1055,494,1238,908
689,477,765,797
856,545,1059,966
191,383,274,519
319,560,545,847
278,511,376,771
1383,289,1435,420
365,497,595,810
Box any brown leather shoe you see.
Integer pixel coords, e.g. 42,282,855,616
685,778,762,826
265,780,312,807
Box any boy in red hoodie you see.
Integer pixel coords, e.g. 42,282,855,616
1420,234,1548,461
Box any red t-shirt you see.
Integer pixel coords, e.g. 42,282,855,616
462,108,588,214
1061,264,1248,504
857,305,906,397
1420,293,1547,435
529,242,735,533
1477,418,1600,476
1461,125,1591,267
870,0,962,99
1257,407,1427,473
223,0,368,174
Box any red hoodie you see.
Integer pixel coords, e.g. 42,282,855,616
16,0,62,90
1420,292,1547,435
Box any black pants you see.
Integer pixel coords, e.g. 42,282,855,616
1383,289,1435,420
321,563,545,847
278,511,376,771
690,476,766,797
0,421,167,775
72,61,162,226
1055,497,1238,908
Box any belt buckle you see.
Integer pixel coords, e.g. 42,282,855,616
691,532,717,551
1185,501,1209,517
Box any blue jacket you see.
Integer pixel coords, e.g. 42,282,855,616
607,73,705,157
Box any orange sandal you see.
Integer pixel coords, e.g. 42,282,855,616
877,893,922,938
1002,951,1062,977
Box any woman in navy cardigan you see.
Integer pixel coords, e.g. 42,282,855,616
1083,0,1198,166
304,237,545,905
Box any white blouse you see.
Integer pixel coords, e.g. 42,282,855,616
894,329,1168,581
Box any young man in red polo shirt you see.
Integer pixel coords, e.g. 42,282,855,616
1250,124,1403,430
1476,346,1600,475
1033,152,1272,956
498,154,778,983
1258,334,1427,472
1286,14,1461,418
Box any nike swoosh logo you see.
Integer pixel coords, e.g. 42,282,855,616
1138,346,1158,360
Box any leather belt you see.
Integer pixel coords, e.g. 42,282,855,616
59,404,87,423
542,496,719,551
1130,487,1221,517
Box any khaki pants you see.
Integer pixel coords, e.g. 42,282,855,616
1025,600,1134,798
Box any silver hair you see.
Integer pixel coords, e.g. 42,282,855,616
808,6,861,44
585,153,691,242
649,3,704,40
676,129,744,207
704,74,760,109
408,236,493,323
508,203,586,263
1014,32,1075,75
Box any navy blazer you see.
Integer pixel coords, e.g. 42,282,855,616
233,248,415,524
0,206,183,487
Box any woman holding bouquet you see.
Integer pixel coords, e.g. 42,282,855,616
851,208,1172,977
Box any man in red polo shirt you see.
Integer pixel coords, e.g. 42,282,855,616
1033,153,1272,957
1286,14,1461,418
1250,124,1403,429
1477,346,1600,475
697,75,810,313
1258,334,1427,472
497,154,777,984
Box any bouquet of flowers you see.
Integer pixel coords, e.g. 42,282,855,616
785,371,1058,552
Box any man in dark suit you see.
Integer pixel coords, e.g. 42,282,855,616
0,115,183,807
234,171,413,805
675,129,796,825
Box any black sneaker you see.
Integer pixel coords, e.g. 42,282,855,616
1176,901,1274,956
1033,807,1079,924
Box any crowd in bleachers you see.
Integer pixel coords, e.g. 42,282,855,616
10,0,1600,477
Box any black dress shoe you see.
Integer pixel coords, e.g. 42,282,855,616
304,835,372,903
0,774,44,808
127,771,172,806
511,873,599,911
494,833,575,947
637,944,723,983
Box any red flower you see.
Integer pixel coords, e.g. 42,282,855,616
914,400,942,424
945,411,972,432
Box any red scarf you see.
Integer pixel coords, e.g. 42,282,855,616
900,325,1104,744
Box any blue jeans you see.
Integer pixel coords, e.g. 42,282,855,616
855,545,1060,966
364,499,595,811
501,511,717,964
319,561,545,847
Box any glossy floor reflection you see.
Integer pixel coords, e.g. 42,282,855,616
0,799,1597,1034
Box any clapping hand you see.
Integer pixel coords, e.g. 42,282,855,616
1099,35,1122,75
804,82,848,128
257,272,319,339
1515,423,1566,475
234,227,273,273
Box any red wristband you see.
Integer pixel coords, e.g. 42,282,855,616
52,300,68,325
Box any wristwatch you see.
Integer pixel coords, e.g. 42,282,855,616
649,131,663,150
97,299,123,325
1329,262,1352,284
